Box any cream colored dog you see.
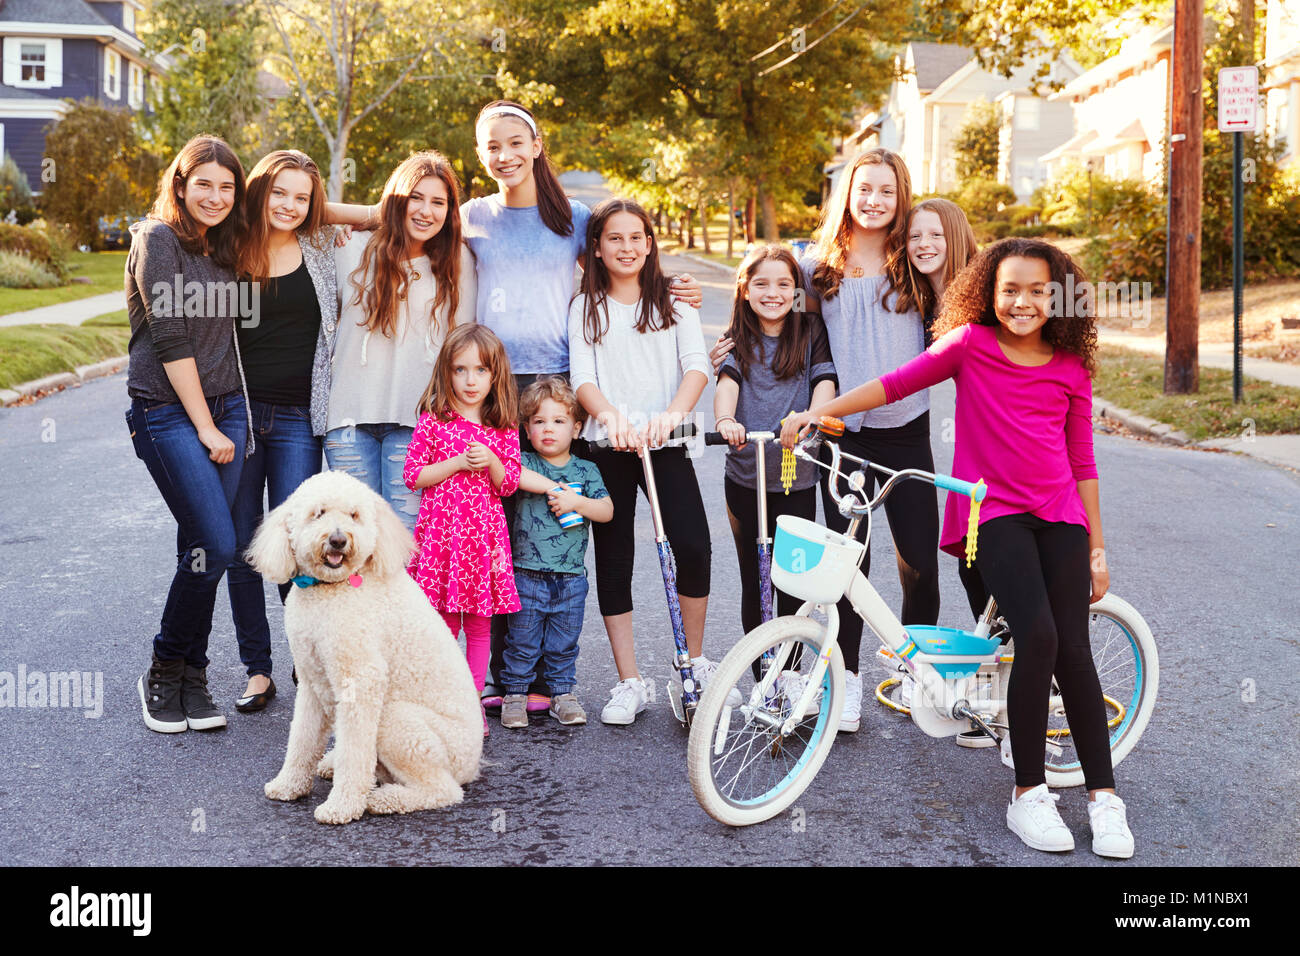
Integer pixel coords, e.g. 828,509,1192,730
246,470,482,824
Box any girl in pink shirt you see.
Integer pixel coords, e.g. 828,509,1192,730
405,325,522,733
782,238,1135,860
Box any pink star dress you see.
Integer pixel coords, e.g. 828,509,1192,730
403,410,522,615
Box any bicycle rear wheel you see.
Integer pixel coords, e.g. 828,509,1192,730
687,615,844,826
1041,593,1159,787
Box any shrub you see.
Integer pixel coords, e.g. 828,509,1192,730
973,220,1011,242
0,249,62,288
0,222,68,279
952,178,1018,221
1003,204,1041,226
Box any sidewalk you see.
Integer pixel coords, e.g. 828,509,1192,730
0,291,127,329
1098,328,1300,389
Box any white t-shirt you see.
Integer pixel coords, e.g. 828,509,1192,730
327,232,477,431
568,292,709,443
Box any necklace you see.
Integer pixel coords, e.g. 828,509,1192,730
847,266,864,278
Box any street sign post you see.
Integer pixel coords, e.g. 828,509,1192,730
1218,66,1258,404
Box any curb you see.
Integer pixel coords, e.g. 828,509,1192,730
671,252,736,276
1093,397,1192,445
2,354,128,406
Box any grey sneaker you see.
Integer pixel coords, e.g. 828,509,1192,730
181,665,227,731
548,693,587,725
138,656,187,733
501,693,529,729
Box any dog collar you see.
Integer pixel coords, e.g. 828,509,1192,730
292,574,363,588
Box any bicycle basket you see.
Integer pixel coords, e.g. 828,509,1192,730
771,515,866,604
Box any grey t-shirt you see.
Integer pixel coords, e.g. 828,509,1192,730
719,316,837,491
798,254,928,430
125,219,242,402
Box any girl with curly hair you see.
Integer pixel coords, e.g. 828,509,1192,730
782,238,1134,860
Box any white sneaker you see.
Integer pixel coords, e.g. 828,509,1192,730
1006,784,1075,853
898,674,914,709
839,671,862,732
776,670,822,717
690,656,741,706
600,677,650,725
1087,792,1135,859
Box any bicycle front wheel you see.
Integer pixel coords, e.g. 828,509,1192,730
687,615,845,826
1042,593,1159,788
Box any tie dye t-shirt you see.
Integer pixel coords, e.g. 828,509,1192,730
461,196,591,375
511,451,608,575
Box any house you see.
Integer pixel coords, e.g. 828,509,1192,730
1039,18,1175,184
0,0,163,192
830,42,1081,202
1264,0,1300,158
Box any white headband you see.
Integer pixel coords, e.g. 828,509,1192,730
476,105,538,137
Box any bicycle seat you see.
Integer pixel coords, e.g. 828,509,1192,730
900,626,1002,679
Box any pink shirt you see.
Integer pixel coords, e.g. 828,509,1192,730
879,323,1097,558
403,411,522,615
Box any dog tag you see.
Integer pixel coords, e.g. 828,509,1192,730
348,574,363,588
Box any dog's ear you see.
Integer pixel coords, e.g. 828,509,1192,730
365,496,415,578
246,499,298,584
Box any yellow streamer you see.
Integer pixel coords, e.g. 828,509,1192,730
778,412,797,494
964,479,986,567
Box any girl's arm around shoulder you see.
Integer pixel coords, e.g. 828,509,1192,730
517,466,555,495
453,242,478,327
673,302,710,379
406,415,465,491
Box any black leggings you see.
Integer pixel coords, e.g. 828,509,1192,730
819,413,940,673
970,514,1115,791
723,478,818,635
587,445,710,616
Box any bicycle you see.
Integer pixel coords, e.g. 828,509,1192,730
686,418,1159,827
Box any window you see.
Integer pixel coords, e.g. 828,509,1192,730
124,5,136,34
128,62,144,109
104,49,121,99
1014,98,1041,131
21,44,46,83
3,37,62,89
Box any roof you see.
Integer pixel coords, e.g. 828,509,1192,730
906,42,974,92
1039,129,1100,163
1051,19,1175,100
0,0,117,27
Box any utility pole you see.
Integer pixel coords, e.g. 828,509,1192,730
1165,0,1205,394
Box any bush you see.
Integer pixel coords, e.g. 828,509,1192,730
973,220,1011,242
1003,204,1041,226
0,222,69,279
951,178,1018,221
0,152,35,222
0,249,62,288
1082,183,1167,292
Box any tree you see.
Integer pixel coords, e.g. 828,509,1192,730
260,0,473,200
492,0,909,239
142,0,272,163
41,101,158,248
951,98,1000,183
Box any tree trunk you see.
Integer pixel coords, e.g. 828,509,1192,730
756,176,780,241
686,210,695,248
745,193,757,244
1165,0,1204,394
727,183,735,259
700,197,711,255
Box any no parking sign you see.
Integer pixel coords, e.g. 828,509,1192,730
1218,66,1259,133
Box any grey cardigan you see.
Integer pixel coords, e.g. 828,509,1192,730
299,227,340,436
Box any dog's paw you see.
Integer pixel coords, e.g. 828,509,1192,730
314,795,366,825
265,774,313,801
315,750,335,780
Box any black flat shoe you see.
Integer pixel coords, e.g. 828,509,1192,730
235,678,276,713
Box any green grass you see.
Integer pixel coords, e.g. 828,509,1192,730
1096,343,1300,440
0,322,131,390
0,251,126,315
82,309,129,327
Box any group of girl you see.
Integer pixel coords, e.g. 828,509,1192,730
125,96,1134,857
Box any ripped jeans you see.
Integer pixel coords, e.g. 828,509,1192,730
323,423,420,533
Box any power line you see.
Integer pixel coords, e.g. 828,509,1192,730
757,3,867,77
749,0,848,61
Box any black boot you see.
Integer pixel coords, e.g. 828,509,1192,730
138,655,187,733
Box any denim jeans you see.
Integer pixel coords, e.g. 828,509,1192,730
323,422,419,532
126,392,247,668
227,400,323,677
501,568,588,695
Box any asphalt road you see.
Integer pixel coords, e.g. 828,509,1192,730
1,254,1297,867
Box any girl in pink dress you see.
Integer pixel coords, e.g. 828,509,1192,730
404,325,521,730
